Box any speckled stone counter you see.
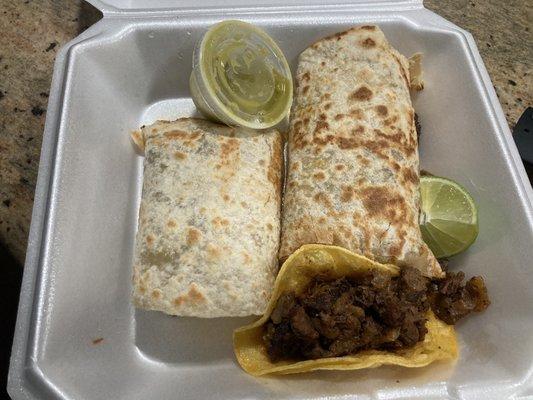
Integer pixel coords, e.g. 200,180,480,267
0,0,531,265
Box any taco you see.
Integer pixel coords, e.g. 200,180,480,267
234,245,457,375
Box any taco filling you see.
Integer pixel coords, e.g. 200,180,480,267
265,267,489,362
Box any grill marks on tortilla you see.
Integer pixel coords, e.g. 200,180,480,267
281,26,441,277
350,86,373,102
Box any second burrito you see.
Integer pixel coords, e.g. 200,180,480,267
280,25,442,278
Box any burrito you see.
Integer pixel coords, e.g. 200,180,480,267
132,118,282,317
280,25,442,278
234,245,458,375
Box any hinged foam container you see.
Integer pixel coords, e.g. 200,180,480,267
8,0,533,399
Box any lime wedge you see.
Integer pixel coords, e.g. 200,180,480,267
419,176,478,258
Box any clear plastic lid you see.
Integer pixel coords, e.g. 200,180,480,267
190,20,293,129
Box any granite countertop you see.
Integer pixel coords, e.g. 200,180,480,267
0,0,531,265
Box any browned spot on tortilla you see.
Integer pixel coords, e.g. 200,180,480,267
349,86,373,102
146,235,154,246
290,161,301,172
362,38,376,48
259,159,265,166
363,139,391,155
223,194,230,202
173,296,185,307
241,201,247,208
360,158,370,166
186,228,201,246
207,244,221,261
313,192,333,209
361,187,406,221
318,216,326,223
335,114,344,121
302,71,310,81
322,29,351,43
319,113,327,120
211,216,229,227
221,138,239,158
303,117,310,125
351,126,365,135
338,137,358,149
402,167,419,185
242,252,252,264
323,93,331,100
360,25,376,31
167,219,177,228
374,128,405,146
92,338,104,345
174,151,187,160
313,171,326,181
335,164,345,171
321,61,326,66
302,85,309,95
314,121,330,133
267,223,273,231
384,115,399,126
376,105,388,117
313,134,335,147
349,108,364,119
164,130,189,140
151,290,161,299
292,138,309,150
324,103,332,110
357,177,366,185
392,162,401,171
188,284,206,303
341,186,353,202
200,207,206,214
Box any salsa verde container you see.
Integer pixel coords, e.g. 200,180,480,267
190,20,293,129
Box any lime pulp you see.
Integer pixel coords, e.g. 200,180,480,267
419,176,479,259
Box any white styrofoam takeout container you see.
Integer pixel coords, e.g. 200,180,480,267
8,0,533,399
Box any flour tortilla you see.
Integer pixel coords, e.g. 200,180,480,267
280,26,442,277
132,118,283,317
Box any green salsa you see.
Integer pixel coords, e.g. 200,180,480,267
200,21,292,127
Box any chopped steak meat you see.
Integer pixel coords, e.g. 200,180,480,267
429,272,490,325
264,267,489,361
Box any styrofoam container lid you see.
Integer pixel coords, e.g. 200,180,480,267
87,0,422,13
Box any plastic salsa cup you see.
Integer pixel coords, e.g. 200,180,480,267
190,20,293,129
